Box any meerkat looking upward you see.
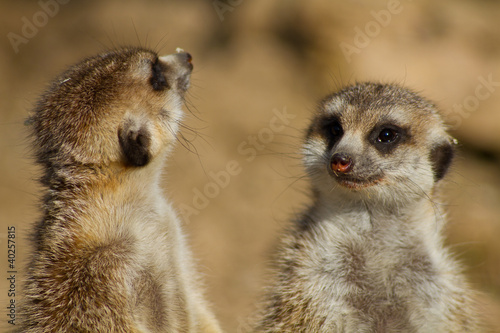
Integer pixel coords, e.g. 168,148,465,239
255,82,481,332
21,47,221,333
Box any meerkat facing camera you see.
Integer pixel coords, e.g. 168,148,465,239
255,82,481,332
20,47,221,332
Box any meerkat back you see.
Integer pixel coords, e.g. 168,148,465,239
20,47,221,333
255,82,481,332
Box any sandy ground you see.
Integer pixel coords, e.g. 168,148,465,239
1,0,499,331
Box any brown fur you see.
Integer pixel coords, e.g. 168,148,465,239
20,47,221,332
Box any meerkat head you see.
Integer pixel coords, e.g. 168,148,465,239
303,82,455,206
30,47,193,170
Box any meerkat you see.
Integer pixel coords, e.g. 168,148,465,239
254,82,481,332
20,47,221,333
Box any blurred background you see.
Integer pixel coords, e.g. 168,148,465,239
1,0,499,331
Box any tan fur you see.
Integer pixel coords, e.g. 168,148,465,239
255,83,481,332
21,47,221,332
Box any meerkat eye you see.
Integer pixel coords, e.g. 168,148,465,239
377,128,398,143
331,121,343,137
370,124,407,154
316,117,344,150
150,58,168,91
319,118,343,150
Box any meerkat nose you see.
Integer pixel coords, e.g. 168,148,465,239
331,153,353,174
175,48,192,63
159,52,193,70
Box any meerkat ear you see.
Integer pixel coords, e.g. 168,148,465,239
429,141,454,182
118,124,152,167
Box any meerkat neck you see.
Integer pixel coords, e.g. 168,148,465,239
37,158,168,241
312,193,444,236
40,152,166,191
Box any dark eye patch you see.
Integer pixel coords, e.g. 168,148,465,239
320,116,344,151
369,123,408,154
150,58,168,91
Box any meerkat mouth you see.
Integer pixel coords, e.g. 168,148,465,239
335,175,383,190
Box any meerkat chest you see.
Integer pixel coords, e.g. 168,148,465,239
308,231,434,289
91,180,179,263
124,191,180,261
293,219,442,331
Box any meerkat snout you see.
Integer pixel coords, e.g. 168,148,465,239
156,52,193,92
330,153,353,174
